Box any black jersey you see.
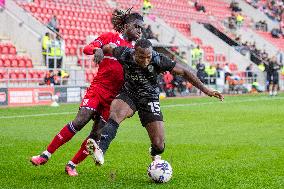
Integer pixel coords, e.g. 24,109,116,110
113,47,176,99
266,62,281,74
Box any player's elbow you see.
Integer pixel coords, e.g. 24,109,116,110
83,46,92,55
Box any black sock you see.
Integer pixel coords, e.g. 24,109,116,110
99,118,119,154
150,143,165,156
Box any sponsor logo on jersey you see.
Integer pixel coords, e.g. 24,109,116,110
148,65,154,72
83,99,89,106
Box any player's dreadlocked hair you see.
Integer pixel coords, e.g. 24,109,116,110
111,7,144,33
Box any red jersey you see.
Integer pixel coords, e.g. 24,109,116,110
83,32,134,98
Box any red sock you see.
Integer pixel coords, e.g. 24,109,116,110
47,124,76,154
71,138,89,165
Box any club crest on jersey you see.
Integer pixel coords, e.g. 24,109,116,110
148,65,154,72
83,99,89,106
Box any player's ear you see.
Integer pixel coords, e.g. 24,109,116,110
124,23,129,31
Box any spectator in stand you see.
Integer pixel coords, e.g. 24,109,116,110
196,62,207,84
280,15,284,36
142,0,153,15
48,15,59,32
260,49,269,60
276,50,283,64
50,33,65,68
246,0,284,21
271,27,282,38
163,71,175,97
224,63,232,83
42,32,51,66
40,70,59,86
142,24,159,41
245,63,255,83
255,20,268,31
57,70,70,85
172,75,188,96
191,45,202,65
216,63,223,77
228,13,237,30
157,74,165,93
194,0,206,13
236,13,244,27
180,51,188,64
230,0,242,12
205,65,217,84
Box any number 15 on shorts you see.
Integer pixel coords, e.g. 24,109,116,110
148,102,161,115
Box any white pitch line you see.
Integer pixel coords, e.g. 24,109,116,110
0,111,77,119
161,96,284,108
0,96,283,119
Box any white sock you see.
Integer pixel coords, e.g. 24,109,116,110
68,161,76,167
269,91,273,96
42,150,51,159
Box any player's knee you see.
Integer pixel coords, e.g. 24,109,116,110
109,110,127,124
72,117,89,131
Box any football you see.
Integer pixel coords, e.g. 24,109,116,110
147,159,173,183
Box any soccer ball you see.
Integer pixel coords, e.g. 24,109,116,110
147,159,173,183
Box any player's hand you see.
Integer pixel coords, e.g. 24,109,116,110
207,90,224,101
94,48,104,63
102,44,116,54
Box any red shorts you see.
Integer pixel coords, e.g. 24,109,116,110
80,89,114,122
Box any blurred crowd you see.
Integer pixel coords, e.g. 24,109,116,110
41,15,68,86
246,0,284,22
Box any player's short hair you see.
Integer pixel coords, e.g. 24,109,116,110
111,8,143,33
135,39,152,49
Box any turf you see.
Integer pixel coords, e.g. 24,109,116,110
0,94,284,188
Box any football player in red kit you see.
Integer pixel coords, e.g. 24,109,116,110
30,9,144,176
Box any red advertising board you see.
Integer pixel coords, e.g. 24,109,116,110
8,87,54,106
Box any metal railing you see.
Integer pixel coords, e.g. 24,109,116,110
0,67,87,88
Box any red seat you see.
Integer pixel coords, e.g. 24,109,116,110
4,59,11,67
18,58,26,67
11,59,18,67
0,59,4,67
38,71,46,79
25,58,33,68
1,46,9,54
18,72,26,80
9,71,18,80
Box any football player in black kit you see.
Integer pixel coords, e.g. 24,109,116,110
86,39,224,165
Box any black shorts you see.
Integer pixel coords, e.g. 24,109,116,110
116,92,163,127
267,71,279,85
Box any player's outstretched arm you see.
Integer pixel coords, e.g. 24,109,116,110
172,63,224,101
83,41,104,63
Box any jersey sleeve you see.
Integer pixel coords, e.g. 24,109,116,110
155,52,176,73
83,32,113,55
113,46,129,63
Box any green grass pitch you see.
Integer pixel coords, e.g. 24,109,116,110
0,94,283,188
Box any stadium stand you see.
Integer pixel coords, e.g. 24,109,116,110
0,40,36,83
0,1,280,89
